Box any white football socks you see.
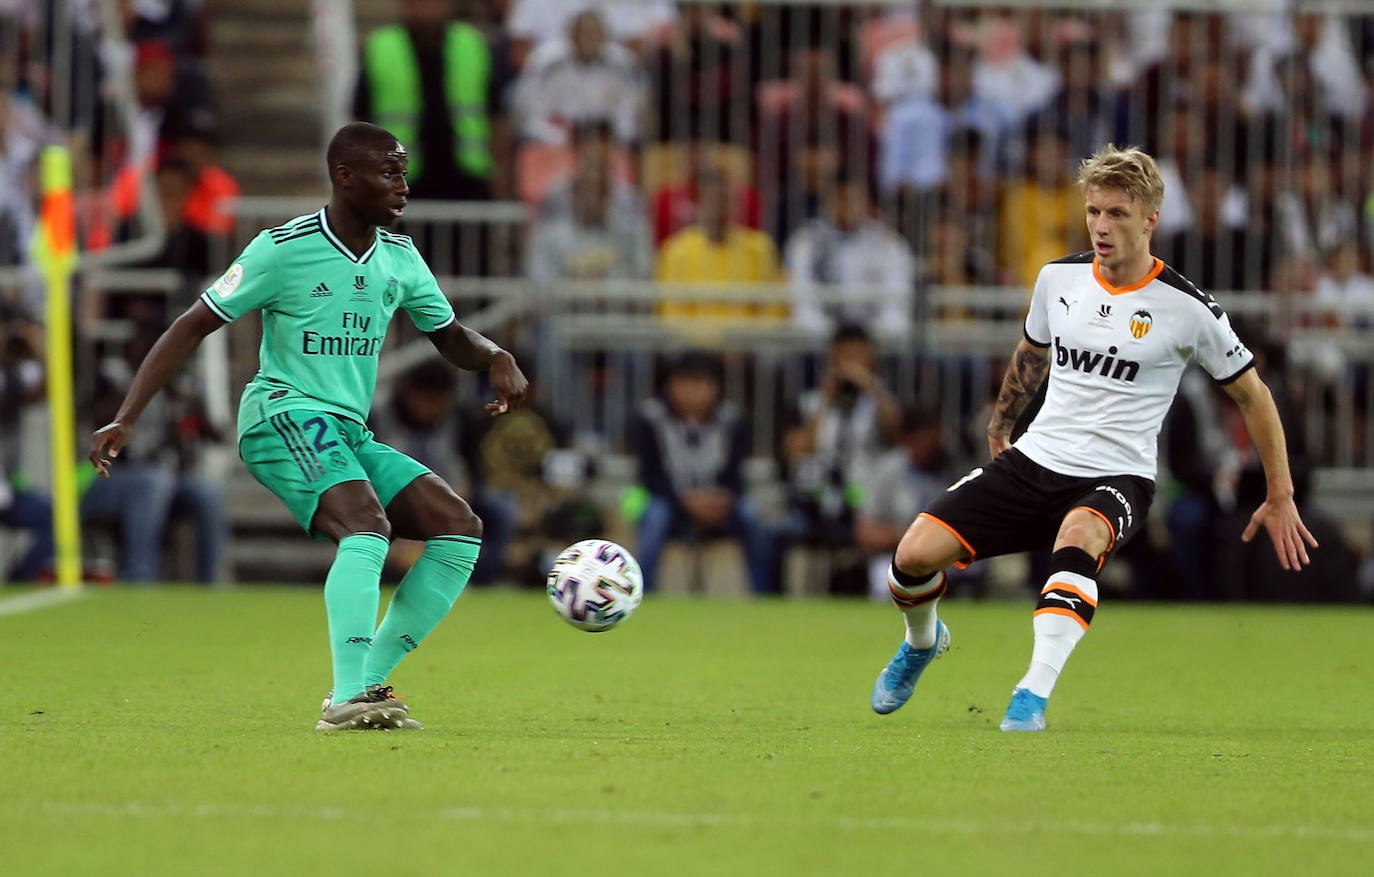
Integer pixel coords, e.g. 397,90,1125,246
1016,570,1098,698
888,566,946,650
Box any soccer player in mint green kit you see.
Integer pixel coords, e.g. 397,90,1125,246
90,123,529,731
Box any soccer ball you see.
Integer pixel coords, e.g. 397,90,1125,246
546,539,644,632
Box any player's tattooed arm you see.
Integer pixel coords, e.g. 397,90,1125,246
986,339,1049,457
426,321,529,414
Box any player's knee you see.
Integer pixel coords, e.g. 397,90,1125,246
435,501,482,539
348,509,392,542
893,540,946,578
1056,521,1108,556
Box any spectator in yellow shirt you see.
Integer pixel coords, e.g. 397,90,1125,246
998,127,1088,286
656,170,787,323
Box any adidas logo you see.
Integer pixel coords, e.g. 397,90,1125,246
310,283,332,298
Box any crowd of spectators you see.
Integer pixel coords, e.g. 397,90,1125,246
4,2,1373,593
348,2,1374,342
344,2,1373,599
1,2,235,583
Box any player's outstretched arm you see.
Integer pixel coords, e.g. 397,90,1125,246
89,301,226,477
426,321,528,415
986,338,1049,458
1221,368,1319,570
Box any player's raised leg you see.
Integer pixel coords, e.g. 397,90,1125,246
1001,508,1111,732
364,474,482,703
871,514,966,714
312,481,405,731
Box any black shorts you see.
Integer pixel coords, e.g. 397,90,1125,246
921,448,1154,570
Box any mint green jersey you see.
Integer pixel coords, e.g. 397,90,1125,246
200,208,457,439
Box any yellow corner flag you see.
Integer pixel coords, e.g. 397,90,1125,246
30,145,82,589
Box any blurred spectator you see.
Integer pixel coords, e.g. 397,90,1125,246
369,358,516,585
879,43,1006,196
781,325,900,552
537,120,637,221
922,210,1002,313
130,39,212,157
785,177,916,341
525,151,651,283
506,0,676,65
1159,164,1268,292
512,9,645,147
0,306,53,582
906,127,1000,263
867,9,936,110
168,118,239,237
1243,13,1368,121
355,0,508,200
656,168,783,323
854,405,949,599
1031,25,1114,165
1314,238,1374,326
80,322,227,583
632,351,773,593
971,11,1060,128
457,360,591,584
1276,147,1361,263
651,138,761,245
0,88,54,270
997,126,1084,287
759,46,874,241
647,6,745,143
122,0,209,58
1162,366,1240,600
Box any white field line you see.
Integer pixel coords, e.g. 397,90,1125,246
0,589,87,618
26,801,1374,844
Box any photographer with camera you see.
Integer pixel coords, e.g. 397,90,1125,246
780,325,901,590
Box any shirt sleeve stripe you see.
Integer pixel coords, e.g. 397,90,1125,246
431,313,456,331
200,292,233,322
1023,327,1050,348
1214,358,1256,386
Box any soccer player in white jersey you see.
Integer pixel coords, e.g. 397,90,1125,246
869,145,1318,731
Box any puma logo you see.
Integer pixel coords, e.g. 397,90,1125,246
1058,296,1076,314
1044,592,1082,608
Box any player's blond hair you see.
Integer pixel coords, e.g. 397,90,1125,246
1077,145,1164,213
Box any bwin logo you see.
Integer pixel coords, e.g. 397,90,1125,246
1054,336,1140,382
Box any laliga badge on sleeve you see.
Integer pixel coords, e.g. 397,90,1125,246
213,263,244,298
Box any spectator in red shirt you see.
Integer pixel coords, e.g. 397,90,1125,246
651,138,761,246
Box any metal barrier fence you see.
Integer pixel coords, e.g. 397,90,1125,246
211,196,1374,474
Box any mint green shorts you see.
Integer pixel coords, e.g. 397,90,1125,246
238,410,430,538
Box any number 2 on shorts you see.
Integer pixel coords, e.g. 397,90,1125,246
301,416,340,452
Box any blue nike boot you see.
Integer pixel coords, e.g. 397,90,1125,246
999,688,1048,732
870,620,951,715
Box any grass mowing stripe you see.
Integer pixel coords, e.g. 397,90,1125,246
0,589,86,617
27,801,1374,843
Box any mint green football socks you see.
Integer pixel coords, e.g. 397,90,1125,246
364,536,481,688
324,532,390,704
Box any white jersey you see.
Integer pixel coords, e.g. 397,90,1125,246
1015,252,1254,481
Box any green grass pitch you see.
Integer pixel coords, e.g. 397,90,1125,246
3,588,1372,875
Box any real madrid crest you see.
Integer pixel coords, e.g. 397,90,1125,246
1129,309,1153,339
384,277,398,308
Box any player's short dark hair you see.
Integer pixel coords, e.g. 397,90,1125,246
326,122,401,174
830,323,872,348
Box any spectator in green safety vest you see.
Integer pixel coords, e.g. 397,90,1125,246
354,0,513,200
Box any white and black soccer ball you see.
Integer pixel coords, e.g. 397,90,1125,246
546,539,644,632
